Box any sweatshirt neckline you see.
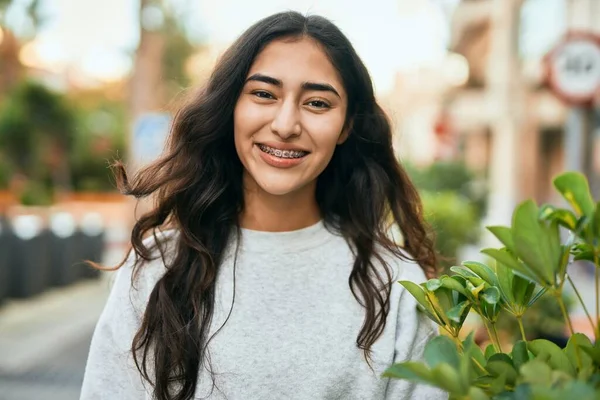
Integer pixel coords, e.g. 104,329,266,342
238,220,335,253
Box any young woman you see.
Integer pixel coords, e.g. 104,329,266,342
80,11,445,400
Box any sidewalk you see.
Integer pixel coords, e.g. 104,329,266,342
0,275,112,400
0,227,127,400
0,276,112,373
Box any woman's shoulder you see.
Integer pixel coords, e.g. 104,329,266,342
115,228,179,301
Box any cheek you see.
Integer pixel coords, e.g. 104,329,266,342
234,99,262,139
307,115,346,153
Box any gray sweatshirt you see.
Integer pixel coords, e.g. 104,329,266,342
80,221,446,400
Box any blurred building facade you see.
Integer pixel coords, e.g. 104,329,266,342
389,0,600,206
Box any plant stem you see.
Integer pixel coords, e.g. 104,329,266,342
450,334,464,352
490,322,503,353
471,357,487,375
482,320,500,353
557,291,575,335
516,316,527,342
595,251,600,340
556,291,582,369
567,274,597,341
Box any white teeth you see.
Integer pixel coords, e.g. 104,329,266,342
258,144,307,159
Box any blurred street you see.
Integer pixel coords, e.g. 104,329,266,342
0,234,126,400
0,278,109,400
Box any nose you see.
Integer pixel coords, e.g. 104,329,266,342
270,99,301,139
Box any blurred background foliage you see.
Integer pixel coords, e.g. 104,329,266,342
0,0,197,205
0,80,127,203
407,161,487,271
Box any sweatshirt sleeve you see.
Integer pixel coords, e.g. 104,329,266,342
384,262,449,400
80,259,151,400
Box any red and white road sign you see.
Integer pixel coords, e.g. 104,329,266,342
545,32,600,106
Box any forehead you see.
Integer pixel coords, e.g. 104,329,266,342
248,38,346,93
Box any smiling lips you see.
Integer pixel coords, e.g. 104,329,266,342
256,143,309,168
257,143,308,159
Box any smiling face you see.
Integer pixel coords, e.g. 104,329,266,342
233,37,349,198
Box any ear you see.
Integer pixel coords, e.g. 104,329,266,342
337,119,353,145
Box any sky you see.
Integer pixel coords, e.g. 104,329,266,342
5,0,566,93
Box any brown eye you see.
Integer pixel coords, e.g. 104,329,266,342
252,90,275,99
306,100,330,109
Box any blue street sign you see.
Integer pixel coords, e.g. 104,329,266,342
132,112,172,163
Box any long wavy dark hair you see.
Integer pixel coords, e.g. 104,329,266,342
111,11,436,400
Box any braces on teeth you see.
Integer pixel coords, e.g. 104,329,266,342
258,144,307,159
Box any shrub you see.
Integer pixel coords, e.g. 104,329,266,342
384,171,600,399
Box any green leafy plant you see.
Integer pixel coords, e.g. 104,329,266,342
384,171,600,399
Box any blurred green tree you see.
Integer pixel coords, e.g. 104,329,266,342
68,87,127,192
406,161,487,270
0,80,76,197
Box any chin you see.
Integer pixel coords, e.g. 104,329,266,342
256,180,303,196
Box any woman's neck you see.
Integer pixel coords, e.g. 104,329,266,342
239,178,321,232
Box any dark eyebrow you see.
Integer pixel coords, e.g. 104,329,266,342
246,73,282,87
301,82,341,99
245,73,341,99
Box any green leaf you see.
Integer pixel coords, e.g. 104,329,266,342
512,200,559,286
466,280,486,300
572,243,596,262
527,339,576,375
488,370,508,395
495,261,515,305
480,287,501,305
382,361,433,383
450,265,482,280
553,172,595,217
459,342,473,389
580,344,600,365
400,281,427,306
593,201,600,237
565,333,594,372
425,278,442,292
484,344,497,360
486,353,518,384
527,287,547,308
431,363,466,394
462,332,486,377
512,275,535,307
511,340,530,370
519,359,553,386
479,300,501,322
440,275,469,297
539,204,578,231
399,281,443,325
462,261,498,287
487,226,516,254
425,290,452,327
467,386,490,400
573,251,594,262
431,287,454,315
446,300,471,324
424,335,461,370
558,244,571,281
482,248,543,286
575,215,592,237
